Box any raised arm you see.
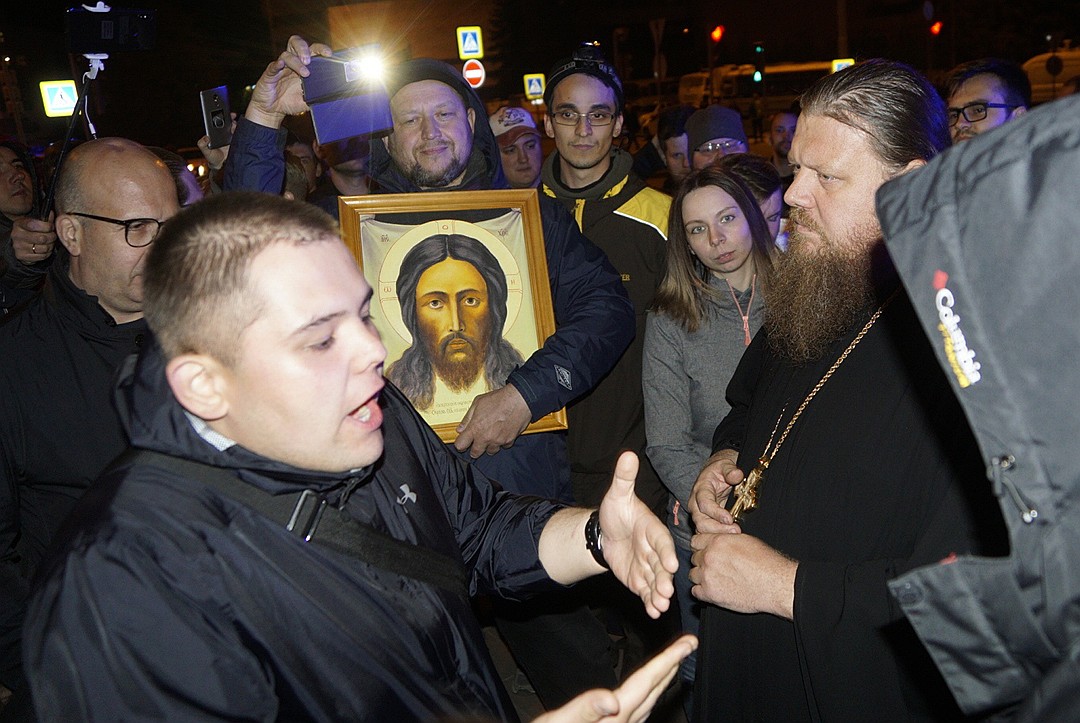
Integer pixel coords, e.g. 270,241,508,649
222,36,331,195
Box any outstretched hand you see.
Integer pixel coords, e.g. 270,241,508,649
246,35,333,128
533,635,697,723
598,452,678,619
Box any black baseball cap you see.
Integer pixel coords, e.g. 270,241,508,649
544,43,624,111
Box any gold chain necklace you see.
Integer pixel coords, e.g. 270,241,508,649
730,292,898,521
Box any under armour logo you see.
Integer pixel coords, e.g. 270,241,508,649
555,365,572,391
397,484,417,505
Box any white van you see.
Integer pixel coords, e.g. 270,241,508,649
1023,48,1080,103
678,72,708,108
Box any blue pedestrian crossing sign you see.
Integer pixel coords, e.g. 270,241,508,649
457,26,483,60
831,58,856,73
39,80,79,118
523,74,545,100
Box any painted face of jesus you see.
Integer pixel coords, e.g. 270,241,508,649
415,257,493,391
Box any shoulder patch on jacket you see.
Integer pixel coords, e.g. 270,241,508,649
554,365,573,391
614,187,672,240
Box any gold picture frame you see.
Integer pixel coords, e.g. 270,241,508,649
339,189,565,443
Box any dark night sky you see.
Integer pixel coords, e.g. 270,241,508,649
3,0,1077,148
3,0,274,148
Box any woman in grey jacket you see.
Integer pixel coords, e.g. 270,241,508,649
642,165,778,689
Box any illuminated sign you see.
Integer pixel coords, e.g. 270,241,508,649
462,58,486,88
40,80,79,117
523,74,545,100
457,26,483,60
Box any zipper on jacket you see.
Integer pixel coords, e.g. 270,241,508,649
988,454,1038,524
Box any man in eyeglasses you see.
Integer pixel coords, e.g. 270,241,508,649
541,46,670,503
945,58,1030,144
686,104,750,170
540,41,676,688
541,44,670,516
0,138,179,705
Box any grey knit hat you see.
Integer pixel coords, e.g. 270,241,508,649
686,105,747,152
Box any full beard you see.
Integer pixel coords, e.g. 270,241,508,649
432,333,487,392
763,208,880,364
406,147,468,188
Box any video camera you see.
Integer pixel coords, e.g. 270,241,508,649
65,3,156,54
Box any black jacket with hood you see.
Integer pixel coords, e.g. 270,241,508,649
0,259,148,691
224,59,634,500
878,94,1080,719
23,343,564,721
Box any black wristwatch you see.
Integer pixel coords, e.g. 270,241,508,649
584,510,609,569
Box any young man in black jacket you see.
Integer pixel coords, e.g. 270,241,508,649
222,37,637,707
23,191,693,721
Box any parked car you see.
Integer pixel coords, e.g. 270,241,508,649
1023,46,1080,103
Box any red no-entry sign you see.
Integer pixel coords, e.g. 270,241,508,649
463,59,486,88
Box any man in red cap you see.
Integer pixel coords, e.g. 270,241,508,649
489,106,544,188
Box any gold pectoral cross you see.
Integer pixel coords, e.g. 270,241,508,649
730,457,769,521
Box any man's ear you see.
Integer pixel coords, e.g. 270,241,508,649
613,113,625,141
543,114,555,139
55,215,81,256
1011,106,1028,120
894,157,926,178
166,353,230,422
467,106,476,133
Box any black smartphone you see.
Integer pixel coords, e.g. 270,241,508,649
200,86,232,149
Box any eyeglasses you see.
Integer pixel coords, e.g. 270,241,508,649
695,139,747,154
66,212,165,248
550,109,616,126
947,102,1017,127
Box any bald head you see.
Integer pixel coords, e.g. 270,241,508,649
54,138,181,324
55,138,176,214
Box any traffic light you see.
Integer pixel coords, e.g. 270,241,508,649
929,21,943,36
710,25,725,43
753,40,765,83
